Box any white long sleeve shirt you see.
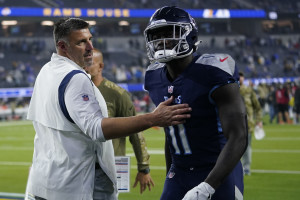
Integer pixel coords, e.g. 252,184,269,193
26,53,117,200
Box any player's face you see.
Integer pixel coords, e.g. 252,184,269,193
65,28,94,68
149,25,180,51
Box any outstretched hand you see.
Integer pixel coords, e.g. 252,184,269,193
152,96,191,127
133,172,155,194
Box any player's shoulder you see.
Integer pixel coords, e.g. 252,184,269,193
146,61,165,72
195,53,236,76
196,53,235,65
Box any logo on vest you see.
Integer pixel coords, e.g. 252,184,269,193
82,95,89,101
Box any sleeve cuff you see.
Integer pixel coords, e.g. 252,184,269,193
138,167,150,174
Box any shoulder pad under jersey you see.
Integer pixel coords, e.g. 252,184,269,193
196,53,236,76
146,61,165,71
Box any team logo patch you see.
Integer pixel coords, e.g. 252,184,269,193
168,172,175,179
82,95,89,101
168,85,174,94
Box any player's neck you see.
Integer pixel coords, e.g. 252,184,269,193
166,55,193,81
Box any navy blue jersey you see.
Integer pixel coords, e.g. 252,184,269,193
145,54,239,169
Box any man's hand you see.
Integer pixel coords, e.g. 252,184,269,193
102,97,191,140
152,96,192,127
182,182,215,200
133,172,155,194
256,121,263,128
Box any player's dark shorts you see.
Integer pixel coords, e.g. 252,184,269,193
160,162,244,200
277,103,289,113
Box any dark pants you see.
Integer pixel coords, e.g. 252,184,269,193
161,162,244,200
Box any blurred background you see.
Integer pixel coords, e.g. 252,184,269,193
0,0,299,122
0,0,299,199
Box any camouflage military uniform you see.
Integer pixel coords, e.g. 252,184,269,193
98,78,150,172
239,84,262,175
240,85,262,133
256,83,269,112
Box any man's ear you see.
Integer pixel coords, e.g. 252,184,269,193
57,41,67,52
99,63,104,71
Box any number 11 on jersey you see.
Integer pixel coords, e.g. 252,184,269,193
168,124,192,155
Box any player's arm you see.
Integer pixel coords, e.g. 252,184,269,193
205,83,248,189
183,83,247,200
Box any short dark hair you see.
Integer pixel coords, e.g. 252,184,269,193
53,18,89,46
239,71,244,77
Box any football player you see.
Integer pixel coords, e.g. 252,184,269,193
144,6,248,200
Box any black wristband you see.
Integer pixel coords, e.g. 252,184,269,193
139,168,150,174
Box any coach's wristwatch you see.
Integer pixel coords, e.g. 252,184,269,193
139,168,150,174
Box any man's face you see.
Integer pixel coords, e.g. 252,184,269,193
239,76,244,85
65,28,93,68
85,52,103,78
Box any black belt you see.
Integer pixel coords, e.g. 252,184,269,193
95,162,101,169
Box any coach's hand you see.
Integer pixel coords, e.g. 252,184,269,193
152,96,191,127
182,182,215,200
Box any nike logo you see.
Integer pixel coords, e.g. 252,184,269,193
220,57,228,62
